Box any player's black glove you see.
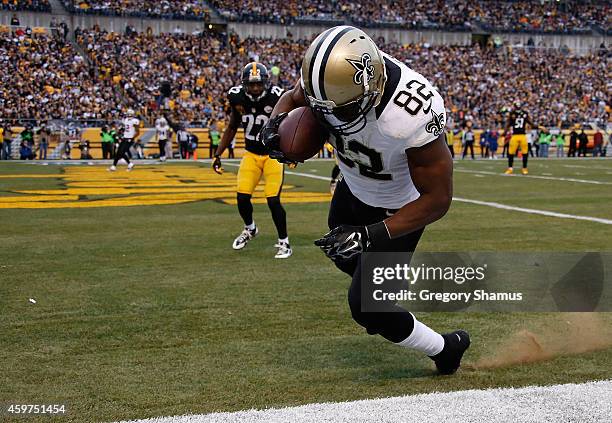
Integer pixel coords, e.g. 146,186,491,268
258,112,296,165
212,155,223,174
314,222,391,262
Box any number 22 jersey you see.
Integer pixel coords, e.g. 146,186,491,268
228,85,284,155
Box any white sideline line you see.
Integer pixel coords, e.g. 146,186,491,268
113,380,612,423
454,168,612,185
453,197,612,225
228,164,612,225
562,164,612,170
223,163,331,181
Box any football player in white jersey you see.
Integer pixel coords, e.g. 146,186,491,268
110,109,140,171
155,115,172,162
260,26,469,375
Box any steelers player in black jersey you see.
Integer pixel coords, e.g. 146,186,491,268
504,101,537,175
212,62,292,259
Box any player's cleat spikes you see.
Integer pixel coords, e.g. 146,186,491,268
108,165,117,172
274,241,293,259
430,330,470,375
521,168,529,175
127,162,135,171
232,226,258,250
504,167,513,174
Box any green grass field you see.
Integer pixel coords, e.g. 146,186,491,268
1,158,611,422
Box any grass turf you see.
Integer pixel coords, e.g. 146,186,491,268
0,158,611,422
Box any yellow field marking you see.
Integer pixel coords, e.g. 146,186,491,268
0,166,329,209
0,195,78,203
0,174,61,179
17,185,297,196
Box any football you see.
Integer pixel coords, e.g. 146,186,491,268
278,107,329,162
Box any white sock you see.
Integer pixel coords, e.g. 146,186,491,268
396,313,444,356
246,222,256,230
278,237,289,244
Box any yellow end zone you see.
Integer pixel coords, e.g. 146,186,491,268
0,165,331,209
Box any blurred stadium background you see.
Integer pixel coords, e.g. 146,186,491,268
0,1,611,422
0,0,610,159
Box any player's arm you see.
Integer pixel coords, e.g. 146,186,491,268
259,80,308,162
270,80,308,118
504,114,511,135
384,134,452,238
315,135,453,260
212,108,241,174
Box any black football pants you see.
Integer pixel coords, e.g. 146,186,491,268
327,179,423,343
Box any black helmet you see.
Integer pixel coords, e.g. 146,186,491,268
241,62,269,98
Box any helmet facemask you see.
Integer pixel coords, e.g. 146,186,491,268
242,62,269,101
306,90,380,136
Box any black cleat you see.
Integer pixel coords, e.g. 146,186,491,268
430,330,470,375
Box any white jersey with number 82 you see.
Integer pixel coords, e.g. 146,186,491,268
329,53,446,209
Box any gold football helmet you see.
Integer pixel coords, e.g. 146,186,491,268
301,26,387,135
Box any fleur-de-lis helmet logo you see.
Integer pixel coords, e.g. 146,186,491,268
425,109,446,137
346,53,375,87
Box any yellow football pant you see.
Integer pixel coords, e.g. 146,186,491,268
508,134,528,155
237,151,284,197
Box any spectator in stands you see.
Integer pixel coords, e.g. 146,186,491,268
78,138,92,159
592,129,603,157
578,129,588,157
555,133,565,157
2,124,13,159
462,124,475,160
539,129,552,158
0,122,5,160
10,14,20,26
100,125,115,159
176,125,190,159
208,123,220,158
19,138,34,160
479,130,488,158
21,125,34,151
38,123,51,160
568,129,578,157
488,129,499,159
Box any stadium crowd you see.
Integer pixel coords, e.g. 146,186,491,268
1,26,609,133
0,0,50,12
60,0,211,20
0,27,123,124
210,0,610,34
76,28,309,127
74,28,610,131
384,41,611,130
7,0,604,34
